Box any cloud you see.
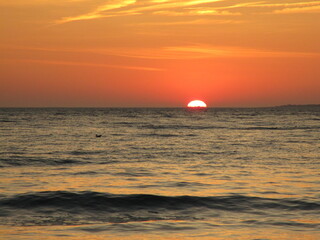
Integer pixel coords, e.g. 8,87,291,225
132,18,242,25
3,44,318,62
153,9,241,16
121,0,223,13
6,58,164,71
273,5,320,14
56,0,136,24
246,1,320,14
0,0,88,6
161,45,320,58
55,0,223,24
16,0,318,25
57,13,103,24
95,45,320,59
249,1,320,8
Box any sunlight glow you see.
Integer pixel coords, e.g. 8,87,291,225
187,100,207,108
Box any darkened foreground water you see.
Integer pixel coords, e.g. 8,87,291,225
0,107,319,239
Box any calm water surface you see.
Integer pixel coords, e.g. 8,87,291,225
0,107,319,239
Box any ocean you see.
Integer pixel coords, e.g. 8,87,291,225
0,107,319,239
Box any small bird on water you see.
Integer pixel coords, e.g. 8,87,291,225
96,134,102,138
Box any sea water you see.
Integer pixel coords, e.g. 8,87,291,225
0,107,319,239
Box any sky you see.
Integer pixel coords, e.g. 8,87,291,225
0,0,319,107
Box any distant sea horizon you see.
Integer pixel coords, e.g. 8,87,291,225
1,104,319,109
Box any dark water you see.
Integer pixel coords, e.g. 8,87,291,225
0,107,319,239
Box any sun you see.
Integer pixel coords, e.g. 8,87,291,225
187,100,207,108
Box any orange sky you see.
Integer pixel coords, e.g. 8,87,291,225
0,0,319,107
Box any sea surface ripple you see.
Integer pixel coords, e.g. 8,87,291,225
0,107,319,239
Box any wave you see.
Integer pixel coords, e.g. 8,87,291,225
234,126,320,130
0,157,82,167
1,191,319,227
137,133,181,138
2,191,319,212
139,124,225,130
0,156,123,167
70,150,107,156
112,123,319,131
0,119,16,123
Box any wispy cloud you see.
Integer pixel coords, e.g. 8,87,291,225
0,0,87,6
121,0,223,13
55,0,223,24
6,58,164,71
132,18,242,25
161,45,320,58
13,0,320,25
273,5,320,14
3,44,318,62
247,1,320,14
150,1,267,17
153,9,240,16
249,1,320,8
95,45,320,59
56,0,137,24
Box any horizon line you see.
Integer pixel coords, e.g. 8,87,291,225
0,104,319,109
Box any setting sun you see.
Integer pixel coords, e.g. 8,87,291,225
187,100,207,108
0,0,319,239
